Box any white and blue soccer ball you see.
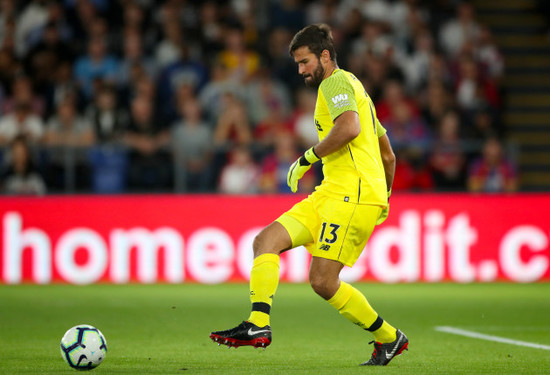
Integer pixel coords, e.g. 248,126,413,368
60,324,107,370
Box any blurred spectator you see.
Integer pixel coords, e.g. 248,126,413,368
289,87,318,149
28,2,72,47
73,37,119,99
213,92,252,147
25,20,75,117
157,0,198,35
470,107,499,140
123,96,171,191
217,23,259,83
133,75,156,103
199,61,245,122
65,0,100,43
117,28,157,93
388,0,430,49
1,75,45,117
269,0,305,32
384,101,431,151
0,12,16,54
156,44,208,124
64,0,109,14
306,0,339,25
331,7,362,68
376,79,420,125
218,146,260,194
43,98,95,190
259,131,315,194
419,79,454,131
429,110,466,190
399,28,434,93
392,149,434,191
14,0,49,58
474,26,504,81
197,1,225,59
468,137,517,193
49,61,81,114
155,19,183,69
0,48,19,94
230,0,260,48
122,2,146,30
0,101,44,146
44,98,95,147
264,27,302,90
246,73,291,126
425,51,452,87
0,0,16,45
120,72,157,113
454,55,500,114
439,2,480,58
25,20,73,81
86,16,110,42
253,104,292,149
358,0,393,24
354,55,395,103
86,84,128,143
120,3,156,52
171,98,213,192
1,135,46,195
351,21,393,61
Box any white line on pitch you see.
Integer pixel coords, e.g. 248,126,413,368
435,326,550,351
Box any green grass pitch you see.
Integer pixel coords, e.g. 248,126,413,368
1,283,549,374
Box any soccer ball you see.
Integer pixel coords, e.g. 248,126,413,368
60,324,107,370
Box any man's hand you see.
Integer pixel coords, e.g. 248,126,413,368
376,189,392,225
287,147,320,193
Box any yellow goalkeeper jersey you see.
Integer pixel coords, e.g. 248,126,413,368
313,68,387,206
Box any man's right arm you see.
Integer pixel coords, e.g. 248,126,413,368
376,132,396,225
378,133,396,191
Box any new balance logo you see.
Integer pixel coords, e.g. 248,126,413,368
319,244,331,251
331,94,348,104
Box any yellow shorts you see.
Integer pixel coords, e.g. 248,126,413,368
276,191,382,267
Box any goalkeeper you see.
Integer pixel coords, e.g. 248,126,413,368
210,23,407,366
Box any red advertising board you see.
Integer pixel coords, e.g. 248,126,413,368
0,194,549,284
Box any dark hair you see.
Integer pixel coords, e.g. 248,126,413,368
289,24,337,62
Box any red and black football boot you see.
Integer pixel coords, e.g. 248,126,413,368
210,321,271,349
360,329,408,366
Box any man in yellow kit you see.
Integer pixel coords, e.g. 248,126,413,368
210,24,408,366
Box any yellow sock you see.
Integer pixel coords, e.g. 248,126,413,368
327,281,397,343
247,253,280,327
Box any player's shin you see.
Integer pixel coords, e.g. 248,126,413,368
327,281,397,343
247,253,280,327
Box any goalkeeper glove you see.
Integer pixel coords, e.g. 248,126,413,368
287,147,320,193
376,189,392,225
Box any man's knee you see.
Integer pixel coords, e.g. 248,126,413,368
252,232,266,257
252,222,292,257
309,275,337,300
309,258,344,299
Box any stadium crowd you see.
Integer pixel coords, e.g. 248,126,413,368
0,0,517,195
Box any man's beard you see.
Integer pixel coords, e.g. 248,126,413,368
304,62,325,88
